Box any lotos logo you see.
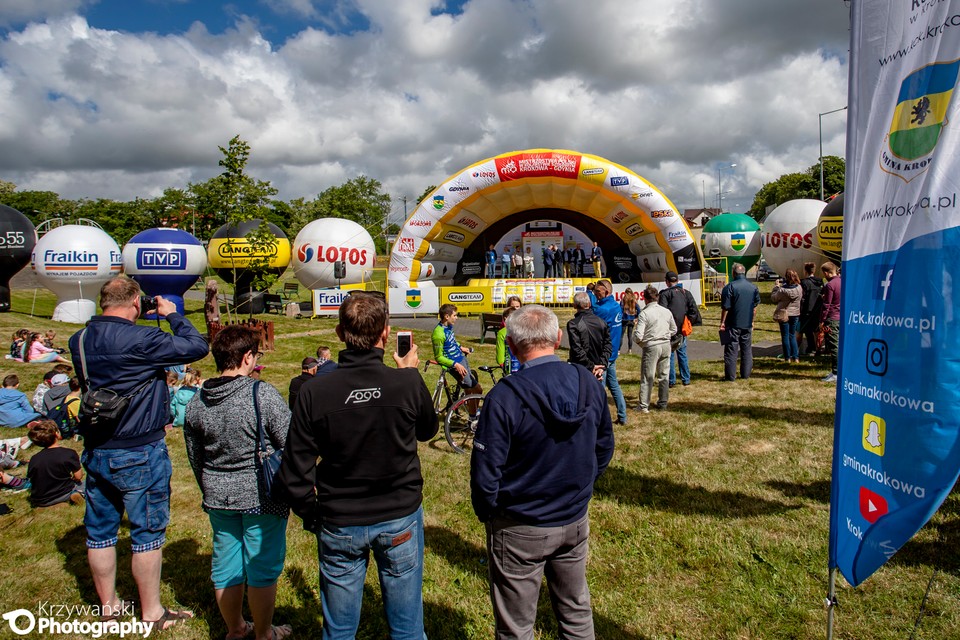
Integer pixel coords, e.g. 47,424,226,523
345,388,381,404
763,232,812,249
610,176,629,187
473,170,496,178
650,209,673,219
312,246,370,265
443,231,465,243
297,244,315,263
433,195,445,210
449,292,483,302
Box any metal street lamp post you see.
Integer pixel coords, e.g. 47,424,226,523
717,163,736,213
819,106,847,200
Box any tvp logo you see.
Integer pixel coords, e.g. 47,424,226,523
136,248,185,270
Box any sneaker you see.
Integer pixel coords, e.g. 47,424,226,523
0,476,30,493
822,373,838,383
639,408,649,414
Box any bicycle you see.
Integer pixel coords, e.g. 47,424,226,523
424,359,504,454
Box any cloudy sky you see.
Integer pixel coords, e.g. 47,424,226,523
0,0,851,224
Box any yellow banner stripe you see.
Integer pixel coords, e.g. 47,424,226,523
890,89,952,133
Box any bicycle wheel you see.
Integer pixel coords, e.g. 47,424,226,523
444,393,484,454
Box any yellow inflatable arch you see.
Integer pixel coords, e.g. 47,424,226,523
388,149,702,287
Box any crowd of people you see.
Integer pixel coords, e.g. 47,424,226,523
485,242,605,279
0,264,845,638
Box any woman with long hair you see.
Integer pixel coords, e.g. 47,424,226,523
620,288,639,354
771,269,803,363
24,332,70,364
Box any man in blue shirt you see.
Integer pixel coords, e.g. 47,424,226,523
471,304,614,639
719,263,761,381
591,242,603,277
592,279,627,424
485,244,498,279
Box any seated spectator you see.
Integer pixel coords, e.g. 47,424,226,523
1,435,31,469
25,332,70,364
0,374,42,428
315,346,338,376
26,419,84,508
43,329,66,353
32,370,58,413
8,329,28,361
41,373,71,416
170,368,202,428
0,470,29,493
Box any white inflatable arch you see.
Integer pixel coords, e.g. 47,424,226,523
388,149,702,287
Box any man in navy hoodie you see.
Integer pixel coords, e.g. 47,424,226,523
471,304,614,639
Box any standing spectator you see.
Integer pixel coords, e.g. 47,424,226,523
574,244,587,277
799,262,824,356
523,247,535,278
542,244,554,278
620,288,639,355
592,279,628,425
564,245,575,278
719,263,761,381
501,245,513,278
471,305,614,639
591,241,604,277
553,245,565,277
0,374,42,428
659,271,702,386
276,292,437,640
820,262,842,383
170,368,201,428
567,292,611,380
772,269,803,364
512,249,523,279
288,357,318,410
184,325,292,640
485,244,498,279
634,286,677,413
26,419,84,508
68,276,209,630
496,307,522,376
314,346,338,376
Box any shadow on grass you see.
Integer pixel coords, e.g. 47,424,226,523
425,524,487,579
664,399,834,427
55,525,103,605
596,467,800,517
766,479,831,503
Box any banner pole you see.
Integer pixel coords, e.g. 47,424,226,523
826,567,838,640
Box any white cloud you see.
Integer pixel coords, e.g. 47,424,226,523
0,0,852,212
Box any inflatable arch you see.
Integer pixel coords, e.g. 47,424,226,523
388,149,702,288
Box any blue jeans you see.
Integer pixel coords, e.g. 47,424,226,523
82,439,171,552
502,262,511,278
486,263,496,278
604,360,627,422
318,506,426,640
779,316,800,360
669,337,690,385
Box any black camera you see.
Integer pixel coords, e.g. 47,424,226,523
140,295,158,316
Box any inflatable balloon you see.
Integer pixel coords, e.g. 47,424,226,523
122,228,208,315
32,225,122,323
817,193,844,264
0,205,37,312
293,218,376,289
761,199,826,277
207,220,290,314
700,213,762,277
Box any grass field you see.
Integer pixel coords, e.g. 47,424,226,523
0,283,957,640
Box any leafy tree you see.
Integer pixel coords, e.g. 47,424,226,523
416,185,437,204
0,180,14,196
0,189,76,225
748,156,845,220
75,198,154,245
312,176,392,252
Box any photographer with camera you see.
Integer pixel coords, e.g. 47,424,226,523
68,276,209,631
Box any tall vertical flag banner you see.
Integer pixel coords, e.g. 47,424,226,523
830,0,960,587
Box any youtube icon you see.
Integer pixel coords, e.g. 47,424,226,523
859,487,889,524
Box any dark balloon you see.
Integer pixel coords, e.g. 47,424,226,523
0,205,37,312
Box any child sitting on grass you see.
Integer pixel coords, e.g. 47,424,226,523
26,419,83,507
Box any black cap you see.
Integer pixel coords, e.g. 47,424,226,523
666,271,679,282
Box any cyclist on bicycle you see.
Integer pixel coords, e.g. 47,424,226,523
496,307,521,376
432,304,482,425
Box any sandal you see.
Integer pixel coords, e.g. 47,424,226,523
145,608,194,633
270,625,293,640
225,620,255,640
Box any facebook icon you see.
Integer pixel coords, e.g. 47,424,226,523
874,265,894,301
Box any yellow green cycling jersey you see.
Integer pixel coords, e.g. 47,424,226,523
432,323,465,369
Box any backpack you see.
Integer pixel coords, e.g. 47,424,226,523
47,396,80,439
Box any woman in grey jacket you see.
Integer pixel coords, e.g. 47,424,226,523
184,325,292,640
771,268,803,364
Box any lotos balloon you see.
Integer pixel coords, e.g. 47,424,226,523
123,228,208,315
817,193,844,264
0,205,37,312
700,213,762,277
293,218,376,289
761,199,826,277
32,225,123,323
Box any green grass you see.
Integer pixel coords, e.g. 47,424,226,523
0,286,958,639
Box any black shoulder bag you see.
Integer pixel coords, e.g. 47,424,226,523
253,380,283,500
77,328,152,426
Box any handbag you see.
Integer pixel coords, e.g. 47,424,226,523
773,308,789,323
681,316,693,337
253,380,283,500
76,328,151,426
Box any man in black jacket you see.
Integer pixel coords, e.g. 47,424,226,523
276,292,437,639
659,271,702,386
566,292,610,380
287,356,318,410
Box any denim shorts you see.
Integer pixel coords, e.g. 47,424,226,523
81,439,172,553
207,510,288,589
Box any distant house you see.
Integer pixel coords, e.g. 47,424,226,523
683,208,721,228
